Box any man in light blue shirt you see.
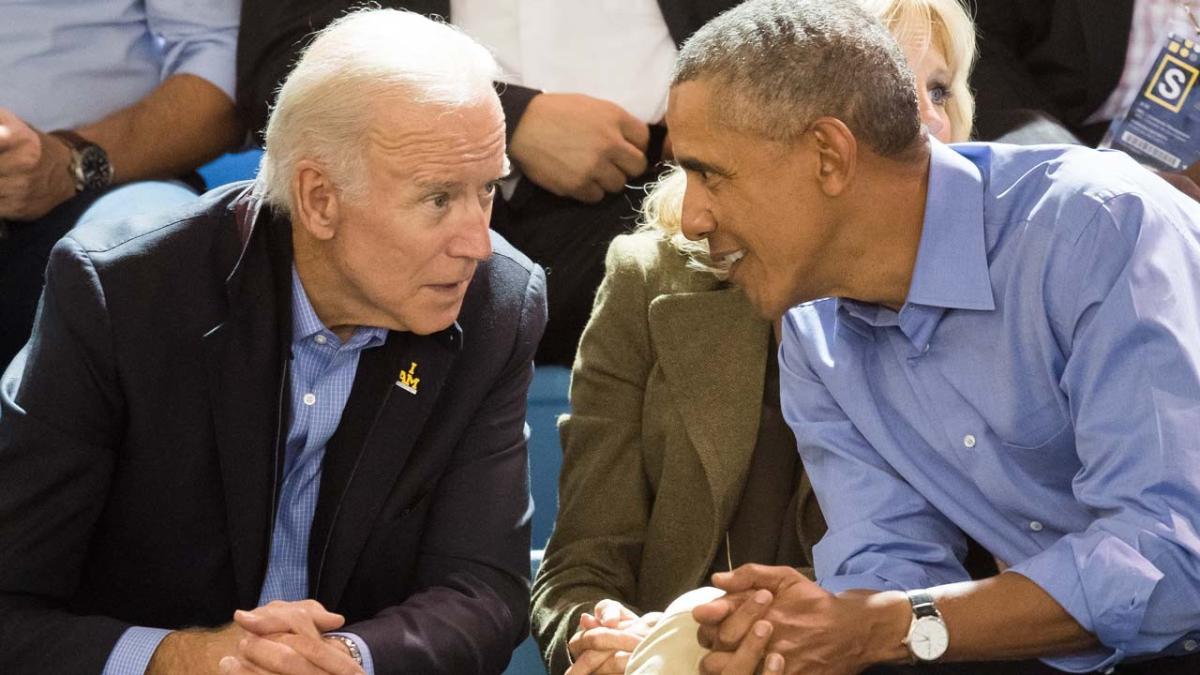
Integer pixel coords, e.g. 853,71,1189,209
663,1,1200,673
0,0,241,367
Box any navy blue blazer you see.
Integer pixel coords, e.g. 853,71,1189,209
0,183,547,674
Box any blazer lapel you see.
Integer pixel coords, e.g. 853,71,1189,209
201,202,291,609
310,327,462,607
648,288,771,521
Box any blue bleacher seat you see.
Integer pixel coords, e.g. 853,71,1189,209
504,365,571,675
197,147,264,188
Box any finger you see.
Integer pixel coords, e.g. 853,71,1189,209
565,648,612,675
272,633,364,675
573,181,606,204
570,626,643,654
239,634,328,675
594,599,634,628
235,601,343,639
616,112,650,151
718,620,776,675
219,655,273,675
596,650,631,674
692,592,749,627
713,563,796,594
592,162,628,194
716,588,772,650
579,612,600,630
608,139,649,180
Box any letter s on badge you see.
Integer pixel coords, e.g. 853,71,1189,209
1147,54,1199,113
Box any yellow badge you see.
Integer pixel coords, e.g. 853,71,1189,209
396,361,420,395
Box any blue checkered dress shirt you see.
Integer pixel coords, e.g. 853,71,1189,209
103,266,386,674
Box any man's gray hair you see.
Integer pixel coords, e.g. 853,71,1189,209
256,8,501,214
673,0,922,156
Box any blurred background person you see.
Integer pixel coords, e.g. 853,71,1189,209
0,0,242,368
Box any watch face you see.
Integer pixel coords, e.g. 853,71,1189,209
78,145,113,191
909,616,949,661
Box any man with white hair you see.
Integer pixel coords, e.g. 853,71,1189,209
0,9,545,675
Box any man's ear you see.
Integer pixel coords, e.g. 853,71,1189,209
807,118,856,197
293,159,340,241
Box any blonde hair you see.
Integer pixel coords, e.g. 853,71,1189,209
255,8,501,214
645,0,977,268
860,0,976,142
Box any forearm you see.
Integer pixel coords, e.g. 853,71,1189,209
76,74,240,184
864,573,1097,667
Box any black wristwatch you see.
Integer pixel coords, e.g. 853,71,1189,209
49,129,113,193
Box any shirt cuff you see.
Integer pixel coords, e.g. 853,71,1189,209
1007,531,1165,672
102,627,171,675
161,34,238,102
330,631,375,675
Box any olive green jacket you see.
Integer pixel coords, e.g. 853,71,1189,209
531,232,825,674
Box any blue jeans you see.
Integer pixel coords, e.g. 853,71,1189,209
0,180,198,369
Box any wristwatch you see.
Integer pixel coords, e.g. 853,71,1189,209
903,589,949,663
48,129,113,193
324,634,364,667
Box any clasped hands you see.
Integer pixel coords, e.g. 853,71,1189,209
693,564,908,675
147,599,364,675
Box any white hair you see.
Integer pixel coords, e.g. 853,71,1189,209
255,8,502,214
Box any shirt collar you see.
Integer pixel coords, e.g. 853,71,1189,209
290,265,387,350
904,139,995,312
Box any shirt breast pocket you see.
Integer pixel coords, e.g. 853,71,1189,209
992,396,1069,451
996,412,1078,489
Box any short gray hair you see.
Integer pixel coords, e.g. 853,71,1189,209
673,0,922,156
256,8,501,214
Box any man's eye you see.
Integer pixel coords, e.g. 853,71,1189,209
430,193,450,208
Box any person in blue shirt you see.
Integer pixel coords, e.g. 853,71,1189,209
662,0,1200,673
0,0,242,369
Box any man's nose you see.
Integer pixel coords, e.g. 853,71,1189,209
680,181,715,242
452,201,493,261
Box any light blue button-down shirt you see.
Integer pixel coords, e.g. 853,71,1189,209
780,141,1200,672
0,0,238,130
103,267,385,674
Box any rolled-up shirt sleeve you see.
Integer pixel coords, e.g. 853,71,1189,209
779,307,971,595
146,0,240,101
1008,192,1200,671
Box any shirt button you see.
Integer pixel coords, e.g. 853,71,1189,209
1029,521,1043,532
1184,639,1198,652
314,334,328,345
963,434,976,448
302,393,317,406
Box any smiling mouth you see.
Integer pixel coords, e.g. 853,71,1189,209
707,248,746,280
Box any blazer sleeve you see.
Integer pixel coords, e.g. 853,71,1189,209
0,237,132,673
235,0,541,145
343,264,547,674
530,236,659,675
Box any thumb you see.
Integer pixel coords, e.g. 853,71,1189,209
615,110,650,151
